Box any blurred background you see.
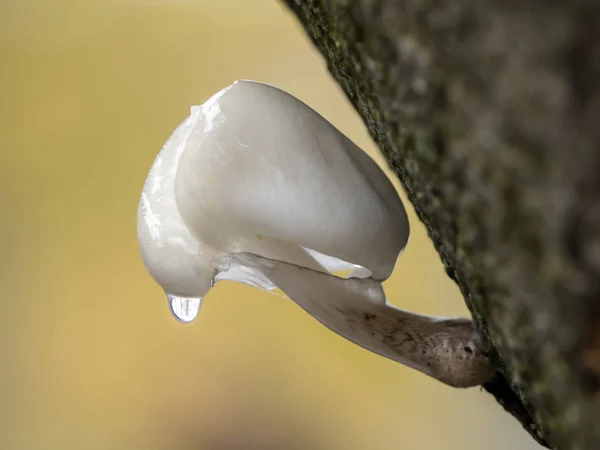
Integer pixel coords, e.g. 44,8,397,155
0,1,541,449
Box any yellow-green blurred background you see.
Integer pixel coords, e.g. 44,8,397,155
0,1,540,449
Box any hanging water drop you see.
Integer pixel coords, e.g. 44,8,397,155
167,295,203,323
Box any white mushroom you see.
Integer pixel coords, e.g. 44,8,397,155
137,80,494,387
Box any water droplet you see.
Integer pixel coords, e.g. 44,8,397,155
167,295,203,323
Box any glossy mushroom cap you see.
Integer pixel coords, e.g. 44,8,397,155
138,80,409,300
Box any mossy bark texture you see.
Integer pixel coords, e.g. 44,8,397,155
280,1,600,449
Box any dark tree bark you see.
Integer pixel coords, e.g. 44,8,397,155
279,1,600,449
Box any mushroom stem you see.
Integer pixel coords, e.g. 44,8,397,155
223,252,495,388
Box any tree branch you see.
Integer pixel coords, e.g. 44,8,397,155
280,1,600,449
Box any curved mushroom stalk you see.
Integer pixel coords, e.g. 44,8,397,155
137,79,495,387
221,252,494,388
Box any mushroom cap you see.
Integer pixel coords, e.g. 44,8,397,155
138,80,409,298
